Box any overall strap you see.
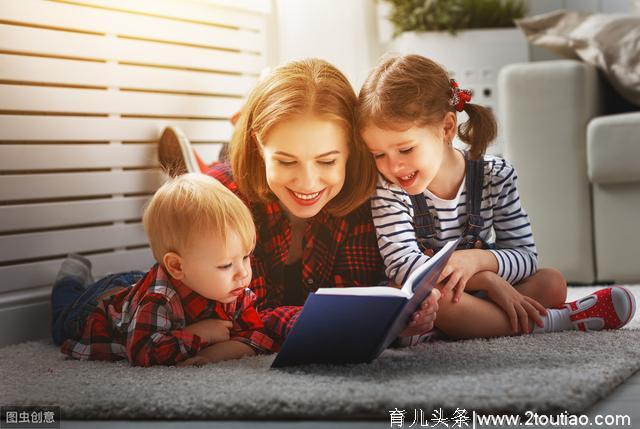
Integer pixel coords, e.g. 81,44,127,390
409,193,436,256
463,152,486,240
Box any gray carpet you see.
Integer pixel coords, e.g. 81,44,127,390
2,286,640,420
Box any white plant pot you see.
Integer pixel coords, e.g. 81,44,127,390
389,28,528,155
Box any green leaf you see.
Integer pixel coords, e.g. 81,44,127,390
382,0,527,37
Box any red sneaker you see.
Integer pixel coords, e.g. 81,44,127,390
564,287,636,331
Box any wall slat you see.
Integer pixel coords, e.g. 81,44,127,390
2,0,264,53
192,143,223,165
0,54,256,97
0,196,150,233
0,144,157,170
0,170,164,200
54,0,268,30
0,224,148,263
0,116,233,141
0,24,265,74
0,248,155,294
0,85,244,118
0,143,223,171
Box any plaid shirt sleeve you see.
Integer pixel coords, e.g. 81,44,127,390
126,294,203,366
228,289,275,354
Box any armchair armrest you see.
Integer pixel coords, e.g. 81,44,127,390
588,112,640,185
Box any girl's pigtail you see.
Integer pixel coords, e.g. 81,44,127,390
458,103,497,160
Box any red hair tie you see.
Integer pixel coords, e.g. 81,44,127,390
449,79,473,112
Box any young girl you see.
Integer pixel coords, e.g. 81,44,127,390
357,54,635,340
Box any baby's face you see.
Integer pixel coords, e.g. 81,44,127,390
179,230,253,303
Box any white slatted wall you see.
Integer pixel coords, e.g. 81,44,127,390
0,0,270,345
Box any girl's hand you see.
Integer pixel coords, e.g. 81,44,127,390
436,249,483,303
485,277,547,334
398,288,441,337
184,319,232,344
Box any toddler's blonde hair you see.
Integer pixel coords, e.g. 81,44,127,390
143,173,256,262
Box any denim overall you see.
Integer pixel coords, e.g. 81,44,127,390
409,152,494,256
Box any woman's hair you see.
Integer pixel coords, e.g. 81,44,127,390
143,173,256,262
357,54,497,160
230,58,378,217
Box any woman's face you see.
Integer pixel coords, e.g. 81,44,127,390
259,116,349,219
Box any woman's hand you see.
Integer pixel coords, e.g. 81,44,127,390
437,249,497,303
485,276,547,334
184,319,232,344
398,288,441,337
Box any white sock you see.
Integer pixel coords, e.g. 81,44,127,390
532,308,574,333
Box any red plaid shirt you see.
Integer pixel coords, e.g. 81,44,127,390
61,264,271,366
207,163,385,349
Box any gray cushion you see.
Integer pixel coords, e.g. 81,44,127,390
587,112,640,184
516,10,640,107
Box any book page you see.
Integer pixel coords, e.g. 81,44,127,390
314,286,410,298
400,239,461,295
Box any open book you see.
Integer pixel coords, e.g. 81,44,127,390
271,238,459,368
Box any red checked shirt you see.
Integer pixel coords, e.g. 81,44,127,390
207,163,386,349
61,264,271,366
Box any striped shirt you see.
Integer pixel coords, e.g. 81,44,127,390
371,154,538,286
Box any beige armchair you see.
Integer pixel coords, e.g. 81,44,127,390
499,60,640,284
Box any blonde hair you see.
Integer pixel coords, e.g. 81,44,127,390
230,58,378,217
357,54,497,160
143,173,256,262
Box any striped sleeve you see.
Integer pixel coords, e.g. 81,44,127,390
486,160,538,284
371,177,431,286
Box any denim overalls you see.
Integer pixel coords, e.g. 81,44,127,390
409,152,494,255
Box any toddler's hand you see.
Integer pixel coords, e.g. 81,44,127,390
177,355,209,367
184,319,232,344
177,340,256,367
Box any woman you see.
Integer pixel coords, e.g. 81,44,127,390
159,58,440,351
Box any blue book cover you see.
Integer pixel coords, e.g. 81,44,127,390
271,239,460,368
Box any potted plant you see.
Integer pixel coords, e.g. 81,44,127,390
380,0,529,155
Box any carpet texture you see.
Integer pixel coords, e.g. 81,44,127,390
2,286,639,420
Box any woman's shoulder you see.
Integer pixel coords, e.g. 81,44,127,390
206,161,237,190
206,162,255,208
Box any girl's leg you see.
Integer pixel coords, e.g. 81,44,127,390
434,285,518,339
440,270,636,336
512,268,567,308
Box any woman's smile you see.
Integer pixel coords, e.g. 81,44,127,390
288,188,326,205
